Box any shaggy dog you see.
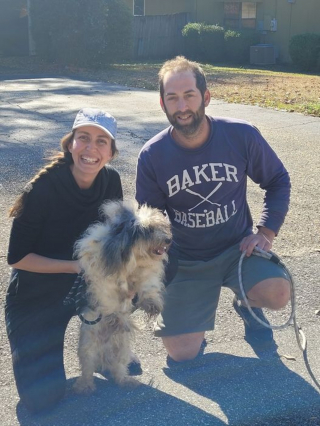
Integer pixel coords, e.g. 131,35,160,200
73,199,172,393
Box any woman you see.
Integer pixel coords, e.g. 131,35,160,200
5,108,125,413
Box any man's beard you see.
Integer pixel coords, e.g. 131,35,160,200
164,101,206,136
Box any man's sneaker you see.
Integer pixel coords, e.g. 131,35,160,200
97,354,142,377
233,296,277,351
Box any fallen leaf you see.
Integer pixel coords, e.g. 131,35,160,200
280,354,296,361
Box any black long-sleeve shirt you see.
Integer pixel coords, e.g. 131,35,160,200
8,164,122,264
6,164,122,307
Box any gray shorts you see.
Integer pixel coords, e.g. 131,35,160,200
155,243,289,337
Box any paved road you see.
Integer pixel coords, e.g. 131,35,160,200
1,75,320,426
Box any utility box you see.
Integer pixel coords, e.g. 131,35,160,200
250,44,276,65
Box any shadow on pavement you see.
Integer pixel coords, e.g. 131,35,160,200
163,352,320,426
15,377,226,426
15,352,320,426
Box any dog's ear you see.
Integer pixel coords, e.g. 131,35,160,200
100,200,123,223
101,218,138,274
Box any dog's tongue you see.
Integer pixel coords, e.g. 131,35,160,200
155,247,166,255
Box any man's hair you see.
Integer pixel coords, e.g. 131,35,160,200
158,56,207,102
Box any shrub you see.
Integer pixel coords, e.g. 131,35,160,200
0,0,29,56
200,24,225,64
103,0,133,63
30,0,133,67
224,30,260,64
182,23,225,63
182,22,202,60
289,33,320,71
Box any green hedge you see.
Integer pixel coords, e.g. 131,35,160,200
182,23,202,60
0,0,29,56
182,23,259,65
289,33,320,71
182,23,224,63
200,24,225,64
30,0,133,67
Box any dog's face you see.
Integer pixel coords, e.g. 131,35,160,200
99,200,172,274
131,204,172,260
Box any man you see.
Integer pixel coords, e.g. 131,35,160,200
136,56,291,363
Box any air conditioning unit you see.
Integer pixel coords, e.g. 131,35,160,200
250,44,276,65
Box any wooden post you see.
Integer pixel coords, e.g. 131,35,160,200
27,0,36,55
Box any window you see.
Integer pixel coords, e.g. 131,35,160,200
224,2,241,29
134,0,145,16
224,2,256,30
241,2,256,29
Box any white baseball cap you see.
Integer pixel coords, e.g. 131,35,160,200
72,108,117,140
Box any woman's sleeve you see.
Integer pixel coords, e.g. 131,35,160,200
7,181,50,264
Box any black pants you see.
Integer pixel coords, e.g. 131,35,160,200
5,271,76,414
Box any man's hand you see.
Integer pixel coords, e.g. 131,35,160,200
240,227,276,257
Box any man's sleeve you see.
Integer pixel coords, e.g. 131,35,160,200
135,150,167,211
246,127,291,234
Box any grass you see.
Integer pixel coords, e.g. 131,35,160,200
109,62,320,117
1,56,320,117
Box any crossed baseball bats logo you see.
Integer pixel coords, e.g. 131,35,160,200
185,183,223,211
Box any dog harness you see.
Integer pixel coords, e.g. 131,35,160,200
64,272,102,325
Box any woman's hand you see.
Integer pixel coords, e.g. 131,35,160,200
71,260,82,275
240,227,275,257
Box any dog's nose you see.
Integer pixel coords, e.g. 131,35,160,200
165,238,172,245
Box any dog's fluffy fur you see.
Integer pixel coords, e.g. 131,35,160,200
73,199,172,393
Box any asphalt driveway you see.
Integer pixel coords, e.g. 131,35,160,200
1,75,320,426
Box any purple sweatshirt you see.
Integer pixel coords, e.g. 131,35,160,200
136,116,290,260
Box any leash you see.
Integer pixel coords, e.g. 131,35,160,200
238,247,320,391
63,271,102,325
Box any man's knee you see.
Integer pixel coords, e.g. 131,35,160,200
162,332,205,362
248,278,290,310
273,278,291,309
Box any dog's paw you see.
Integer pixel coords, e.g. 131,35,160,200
105,313,131,332
138,298,163,317
116,376,140,388
73,377,96,394
105,313,120,328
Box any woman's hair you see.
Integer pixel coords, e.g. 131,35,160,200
9,132,74,218
158,56,208,103
9,130,118,218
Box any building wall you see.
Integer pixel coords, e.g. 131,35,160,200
194,1,224,25
123,0,133,14
126,0,320,63
123,0,194,16
262,0,320,62
198,0,320,62
145,0,194,15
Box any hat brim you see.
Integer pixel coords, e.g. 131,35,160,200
72,123,115,140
